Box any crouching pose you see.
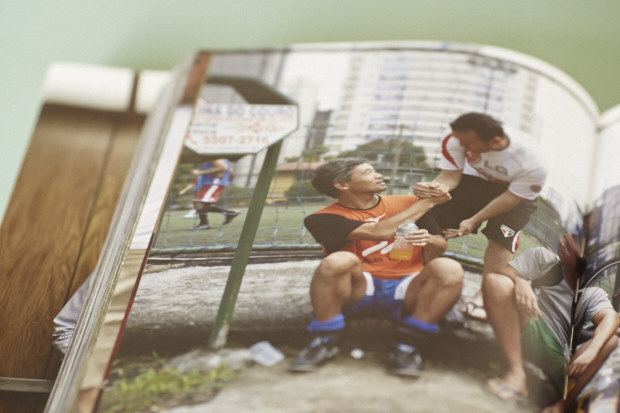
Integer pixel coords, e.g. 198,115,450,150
289,158,464,376
484,234,619,412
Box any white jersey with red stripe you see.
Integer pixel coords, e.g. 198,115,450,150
438,127,547,200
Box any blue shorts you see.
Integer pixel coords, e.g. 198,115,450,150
345,272,419,320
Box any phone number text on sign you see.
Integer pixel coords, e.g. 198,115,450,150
200,135,271,146
185,102,298,155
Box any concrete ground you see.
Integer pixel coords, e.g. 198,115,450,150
163,354,533,413
110,259,579,412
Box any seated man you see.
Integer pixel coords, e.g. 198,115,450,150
483,234,619,412
289,158,464,376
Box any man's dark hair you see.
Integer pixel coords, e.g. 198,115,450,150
449,112,505,142
311,158,367,198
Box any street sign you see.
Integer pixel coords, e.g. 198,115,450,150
185,100,298,155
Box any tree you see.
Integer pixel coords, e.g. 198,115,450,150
285,146,328,163
284,180,322,198
337,138,430,170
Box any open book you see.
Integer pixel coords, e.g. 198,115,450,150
18,41,620,412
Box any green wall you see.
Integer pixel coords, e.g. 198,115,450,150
1,0,619,221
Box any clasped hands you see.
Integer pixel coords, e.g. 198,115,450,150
413,181,475,239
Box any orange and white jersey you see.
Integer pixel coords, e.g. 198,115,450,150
304,195,440,280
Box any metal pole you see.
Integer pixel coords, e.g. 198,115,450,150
209,140,283,349
389,124,404,194
245,153,257,188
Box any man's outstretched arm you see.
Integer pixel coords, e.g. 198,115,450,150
413,169,462,198
349,192,451,241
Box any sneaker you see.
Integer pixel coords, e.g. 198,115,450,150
183,210,198,219
385,343,424,377
289,333,340,372
194,224,212,230
223,211,240,225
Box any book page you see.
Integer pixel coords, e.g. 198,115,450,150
591,105,620,202
46,41,611,413
574,106,620,408
586,104,620,260
584,105,620,285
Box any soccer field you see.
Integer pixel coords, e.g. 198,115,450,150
151,203,546,263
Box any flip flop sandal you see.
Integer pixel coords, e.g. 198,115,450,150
486,378,528,403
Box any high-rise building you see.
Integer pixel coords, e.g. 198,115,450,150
325,49,537,168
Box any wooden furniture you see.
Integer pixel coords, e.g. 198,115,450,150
0,102,144,413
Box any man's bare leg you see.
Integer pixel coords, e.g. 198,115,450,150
310,251,367,321
483,239,515,275
465,239,514,320
290,251,368,372
385,257,463,377
403,257,463,323
483,272,529,398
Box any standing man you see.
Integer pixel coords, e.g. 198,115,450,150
483,234,619,412
289,158,463,376
179,158,240,230
414,112,547,320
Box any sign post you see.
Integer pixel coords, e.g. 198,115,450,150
194,77,298,348
186,101,298,155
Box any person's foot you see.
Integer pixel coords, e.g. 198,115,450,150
541,400,564,413
183,210,198,218
384,343,424,377
462,300,487,321
289,333,340,372
486,377,528,402
223,211,240,225
194,224,212,230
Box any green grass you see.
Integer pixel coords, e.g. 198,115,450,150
152,201,548,265
98,354,234,413
153,203,326,249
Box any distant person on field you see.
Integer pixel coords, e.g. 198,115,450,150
414,112,547,321
484,234,619,412
178,158,239,230
289,158,463,377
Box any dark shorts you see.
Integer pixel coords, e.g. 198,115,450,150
345,272,419,320
430,174,537,253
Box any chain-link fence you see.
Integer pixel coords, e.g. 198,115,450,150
150,151,562,266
